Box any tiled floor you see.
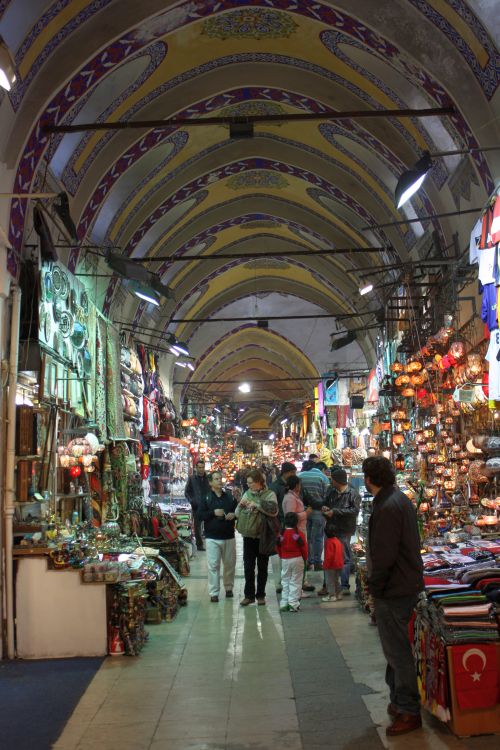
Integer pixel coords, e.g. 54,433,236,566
52,545,500,750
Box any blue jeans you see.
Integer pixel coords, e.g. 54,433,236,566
373,595,420,715
338,533,352,589
306,512,325,564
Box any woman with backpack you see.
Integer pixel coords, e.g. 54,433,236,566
235,469,278,606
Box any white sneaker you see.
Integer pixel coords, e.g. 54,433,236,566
321,595,335,602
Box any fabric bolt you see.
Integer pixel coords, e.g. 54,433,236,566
206,538,236,597
106,322,126,439
325,568,342,598
280,556,304,610
481,282,499,331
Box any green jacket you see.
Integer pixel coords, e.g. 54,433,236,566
235,488,278,539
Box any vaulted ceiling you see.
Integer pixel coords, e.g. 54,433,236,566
1,1,499,430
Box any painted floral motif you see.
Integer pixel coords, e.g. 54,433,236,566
227,171,288,190
201,9,298,40
220,101,284,117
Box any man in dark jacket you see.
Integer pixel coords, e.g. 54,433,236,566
322,468,361,595
198,471,237,602
362,456,424,737
184,459,210,550
270,461,297,526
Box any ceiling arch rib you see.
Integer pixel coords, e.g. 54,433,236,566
5,0,497,282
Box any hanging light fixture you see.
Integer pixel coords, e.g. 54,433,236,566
359,283,374,296
395,152,432,208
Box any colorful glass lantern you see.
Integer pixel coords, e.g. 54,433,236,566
423,429,435,439
401,387,415,398
401,421,412,431
449,340,466,360
69,465,81,478
395,374,410,387
428,454,438,465
407,360,423,373
392,432,405,446
391,360,404,373
394,454,405,470
391,409,406,420
444,480,456,491
410,374,425,386
426,441,437,453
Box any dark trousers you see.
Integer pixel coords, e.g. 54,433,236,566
193,512,204,549
243,536,269,599
373,595,420,715
338,533,352,589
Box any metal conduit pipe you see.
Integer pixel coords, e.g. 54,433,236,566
4,286,21,658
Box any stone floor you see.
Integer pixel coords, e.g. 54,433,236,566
52,544,500,750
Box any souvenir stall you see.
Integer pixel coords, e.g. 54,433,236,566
12,261,189,659
355,290,500,735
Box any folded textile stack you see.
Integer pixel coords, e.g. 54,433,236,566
428,589,498,644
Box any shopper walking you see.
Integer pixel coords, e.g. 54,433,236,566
198,471,237,602
235,469,278,606
184,459,210,550
362,456,424,737
298,461,329,570
321,524,344,603
277,512,308,612
322,468,361,595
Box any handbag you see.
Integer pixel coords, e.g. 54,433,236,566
259,514,281,556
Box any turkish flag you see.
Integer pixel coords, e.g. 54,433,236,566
451,644,499,710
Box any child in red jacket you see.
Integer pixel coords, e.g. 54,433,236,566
322,523,344,603
277,512,308,612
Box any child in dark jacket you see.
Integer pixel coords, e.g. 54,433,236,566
322,523,344,603
277,512,308,612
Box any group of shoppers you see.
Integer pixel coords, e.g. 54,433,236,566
185,455,424,737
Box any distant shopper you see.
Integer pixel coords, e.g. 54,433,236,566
282,476,309,534
362,456,424,737
322,468,361,595
308,453,320,463
321,524,344,603
236,469,278,606
277,512,308,612
184,459,210,550
198,471,238,602
270,462,297,527
298,460,330,570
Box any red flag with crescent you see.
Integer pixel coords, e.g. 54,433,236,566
450,644,499,710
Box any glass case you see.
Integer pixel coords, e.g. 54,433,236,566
148,441,190,504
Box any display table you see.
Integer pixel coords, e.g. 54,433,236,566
15,555,107,658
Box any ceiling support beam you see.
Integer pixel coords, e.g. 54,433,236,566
43,106,455,134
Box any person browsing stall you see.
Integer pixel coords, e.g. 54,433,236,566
322,468,361,595
184,459,210,551
198,471,238,602
362,456,424,737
